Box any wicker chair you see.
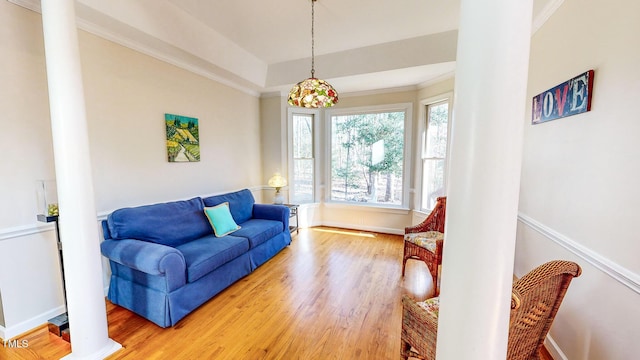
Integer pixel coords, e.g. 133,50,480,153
403,196,447,295
400,260,582,360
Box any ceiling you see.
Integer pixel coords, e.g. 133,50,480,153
12,0,561,96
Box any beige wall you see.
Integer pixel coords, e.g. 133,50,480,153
517,0,640,358
417,78,455,101
259,95,287,202
81,31,262,212
0,2,262,338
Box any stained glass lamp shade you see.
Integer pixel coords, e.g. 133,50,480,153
288,78,338,108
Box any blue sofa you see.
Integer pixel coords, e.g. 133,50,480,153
100,189,291,328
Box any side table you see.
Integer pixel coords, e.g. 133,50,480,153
37,214,70,341
283,204,299,234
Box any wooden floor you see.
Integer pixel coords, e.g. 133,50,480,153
1,227,553,359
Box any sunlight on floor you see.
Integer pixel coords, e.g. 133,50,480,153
310,227,377,238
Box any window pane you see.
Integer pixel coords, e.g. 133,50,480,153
425,103,448,158
330,112,404,205
293,114,313,159
291,113,314,204
422,159,446,210
293,159,314,203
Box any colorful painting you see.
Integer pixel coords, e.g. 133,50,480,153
532,70,594,124
165,113,200,162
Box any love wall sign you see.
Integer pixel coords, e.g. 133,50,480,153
532,70,594,125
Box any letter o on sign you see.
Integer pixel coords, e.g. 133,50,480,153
543,91,554,118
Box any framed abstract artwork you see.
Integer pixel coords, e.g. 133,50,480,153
165,113,200,162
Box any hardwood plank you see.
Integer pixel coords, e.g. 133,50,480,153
0,227,435,359
0,325,71,360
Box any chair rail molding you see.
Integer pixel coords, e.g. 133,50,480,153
517,212,640,295
0,223,54,242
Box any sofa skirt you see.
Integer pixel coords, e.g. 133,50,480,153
248,231,291,270
108,252,252,327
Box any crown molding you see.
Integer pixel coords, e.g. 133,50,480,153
7,0,261,97
532,0,565,34
417,70,456,89
7,0,39,12
339,84,419,99
75,18,261,97
8,0,565,101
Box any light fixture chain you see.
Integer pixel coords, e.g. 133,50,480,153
311,0,315,78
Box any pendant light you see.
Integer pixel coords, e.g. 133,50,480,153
288,0,339,108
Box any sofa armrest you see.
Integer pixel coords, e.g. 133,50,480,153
253,204,290,232
101,239,186,290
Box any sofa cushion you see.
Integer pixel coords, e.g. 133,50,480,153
176,234,250,283
233,219,283,248
202,189,255,224
107,197,211,247
204,202,241,237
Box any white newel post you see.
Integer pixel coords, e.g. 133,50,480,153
40,1,121,359
435,0,533,359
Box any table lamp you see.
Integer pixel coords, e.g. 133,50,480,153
268,173,287,204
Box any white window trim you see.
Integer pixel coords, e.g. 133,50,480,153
287,107,321,204
324,102,413,209
417,92,453,212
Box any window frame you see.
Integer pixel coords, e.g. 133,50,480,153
287,107,320,204
324,103,413,209
418,93,453,213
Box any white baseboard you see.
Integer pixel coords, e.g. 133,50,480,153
545,335,569,360
320,221,404,235
0,305,65,341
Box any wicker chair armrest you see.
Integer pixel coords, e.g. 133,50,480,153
511,291,522,310
512,260,582,295
405,221,438,234
401,295,439,358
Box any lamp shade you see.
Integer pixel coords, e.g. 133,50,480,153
288,77,339,108
268,173,288,189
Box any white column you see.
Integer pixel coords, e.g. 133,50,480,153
40,1,121,359
436,1,532,359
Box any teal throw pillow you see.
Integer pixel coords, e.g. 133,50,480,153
204,202,241,237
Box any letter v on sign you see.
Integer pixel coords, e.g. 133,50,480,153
555,84,569,116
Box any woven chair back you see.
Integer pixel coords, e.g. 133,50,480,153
412,196,446,233
507,260,582,360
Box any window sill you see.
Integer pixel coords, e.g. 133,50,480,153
413,209,433,216
323,202,410,215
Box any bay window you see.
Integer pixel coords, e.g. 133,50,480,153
327,104,411,208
